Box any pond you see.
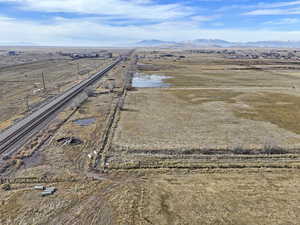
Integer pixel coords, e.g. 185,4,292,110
73,118,96,126
132,74,171,88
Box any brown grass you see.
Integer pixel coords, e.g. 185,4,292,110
110,169,300,225
167,89,243,104
138,54,300,88
2,50,300,225
235,92,300,134
0,52,114,123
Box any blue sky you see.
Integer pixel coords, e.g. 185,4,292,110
0,0,300,46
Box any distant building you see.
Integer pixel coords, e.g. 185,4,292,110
7,51,17,56
59,51,113,59
107,52,113,58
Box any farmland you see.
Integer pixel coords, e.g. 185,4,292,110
110,49,300,170
0,47,300,225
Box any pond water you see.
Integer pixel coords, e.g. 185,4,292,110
73,118,96,126
132,74,171,88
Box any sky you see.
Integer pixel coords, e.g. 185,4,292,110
0,0,300,46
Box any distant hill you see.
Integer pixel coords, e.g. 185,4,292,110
135,39,300,48
0,42,38,46
135,39,177,46
190,39,232,47
242,41,300,48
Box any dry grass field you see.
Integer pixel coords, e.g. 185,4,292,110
0,58,110,123
113,89,300,151
0,47,123,129
1,48,300,225
1,53,128,177
1,169,299,225
111,169,300,225
113,50,300,154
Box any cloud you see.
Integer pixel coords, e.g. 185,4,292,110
243,0,300,16
244,8,300,15
191,15,219,22
0,0,300,45
211,22,224,27
256,0,300,8
0,15,14,21
0,0,193,20
1,15,300,46
264,18,300,25
216,1,300,16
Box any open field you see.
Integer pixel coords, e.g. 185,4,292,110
112,50,300,157
1,48,300,225
1,169,299,225
0,51,128,176
0,47,123,129
113,89,300,151
0,50,136,225
111,169,300,225
138,50,300,88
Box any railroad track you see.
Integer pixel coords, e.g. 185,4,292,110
0,58,122,159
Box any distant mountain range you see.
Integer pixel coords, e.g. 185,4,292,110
0,42,38,46
135,39,300,48
1,39,300,48
136,40,178,46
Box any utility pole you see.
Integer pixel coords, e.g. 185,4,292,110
25,95,30,111
42,72,46,90
77,63,80,80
